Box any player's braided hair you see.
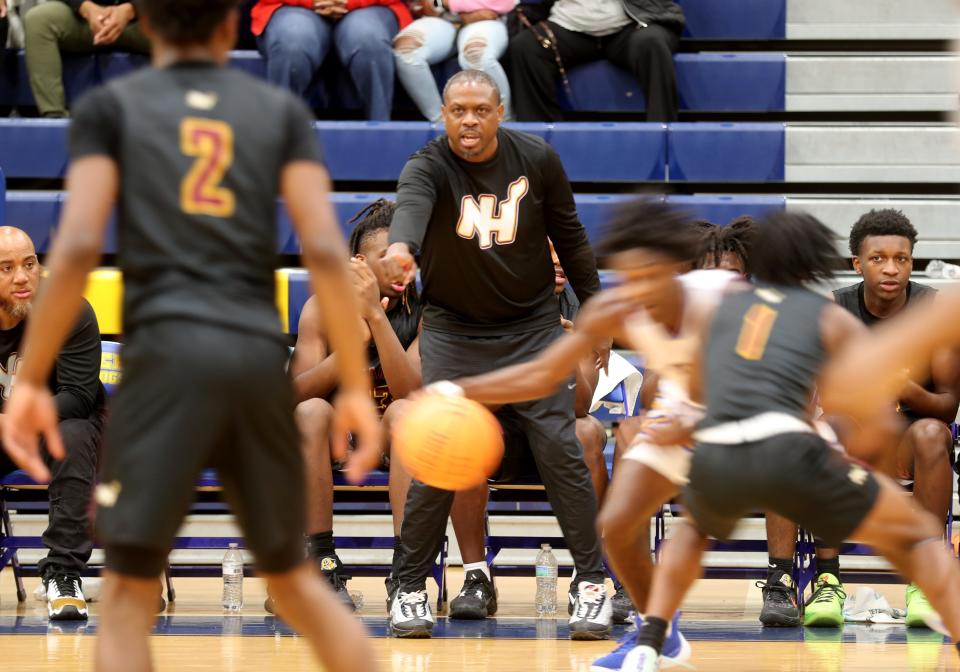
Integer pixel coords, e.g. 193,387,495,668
348,199,396,256
848,208,918,257
347,199,420,310
596,200,702,264
139,0,241,46
696,215,756,270
747,211,841,286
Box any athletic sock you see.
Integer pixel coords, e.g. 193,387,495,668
816,557,840,581
307,531,336,559
463,561,491,581
636,616,668,655
767,556,793,579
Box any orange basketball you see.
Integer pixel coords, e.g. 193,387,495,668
393,395,504,491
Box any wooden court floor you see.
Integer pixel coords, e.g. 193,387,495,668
2,571,957,671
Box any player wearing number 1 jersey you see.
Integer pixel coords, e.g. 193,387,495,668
626,212,960,671
0,2,380,672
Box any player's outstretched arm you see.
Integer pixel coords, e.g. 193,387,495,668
455,331,598,405
3,156,116,481
282,161,379,481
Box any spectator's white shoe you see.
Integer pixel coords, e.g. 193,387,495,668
569,580,612,640
45,573,88,621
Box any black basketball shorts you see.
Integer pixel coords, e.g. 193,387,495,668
683,432,880,548
96,320,304,578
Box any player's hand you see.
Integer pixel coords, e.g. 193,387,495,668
594,337,612,374
382,242,417,288
331,389,381,484
460,9,497,22
576,286,640,340
643,417,692,447
349,258,386,321
560,317,574,333
0,0,8,20
1,382,63,483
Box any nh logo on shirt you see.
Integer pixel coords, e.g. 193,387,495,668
0,352,21,400
456,177,529,249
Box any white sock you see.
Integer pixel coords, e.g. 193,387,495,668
463,562,490,581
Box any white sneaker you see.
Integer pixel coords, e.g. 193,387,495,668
569,581,612,640
622,644,662,672
389,589,435,638
45,574,88,621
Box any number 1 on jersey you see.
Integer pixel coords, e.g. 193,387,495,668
180,118,236,218
736,303,779,361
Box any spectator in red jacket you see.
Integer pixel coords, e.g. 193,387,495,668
252,0,412,120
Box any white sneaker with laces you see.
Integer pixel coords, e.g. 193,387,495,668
45,574,88,621
568,580,612,640
390,589,435,638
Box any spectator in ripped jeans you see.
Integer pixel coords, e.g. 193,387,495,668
393,0,515,123
252,0,412,120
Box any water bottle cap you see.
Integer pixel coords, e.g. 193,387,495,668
228,543,239,549
541,544,551,551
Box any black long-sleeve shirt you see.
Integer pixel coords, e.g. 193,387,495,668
0,299,105,421
390,128,600,336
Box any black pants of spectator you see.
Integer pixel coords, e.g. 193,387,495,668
396,323,605,592
0,15,7,69
509,20,680,122
0,416,102,580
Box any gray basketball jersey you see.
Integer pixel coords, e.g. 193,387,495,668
700,284,828,428
68,62,323,340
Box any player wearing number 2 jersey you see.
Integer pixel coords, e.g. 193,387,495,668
627,211,960,672
0,2,381,671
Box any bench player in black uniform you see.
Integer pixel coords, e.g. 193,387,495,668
626,212,960,671
0,2,381,671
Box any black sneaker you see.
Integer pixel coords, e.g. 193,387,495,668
757,571,801,627
449,570,498,619
611,584,634,624
316,555,355,611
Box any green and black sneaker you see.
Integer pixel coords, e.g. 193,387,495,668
803,573,845,628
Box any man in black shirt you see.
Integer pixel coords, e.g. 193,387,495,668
832,209,960,626
1,2,380,671
383,69,612,640
0,227,104,621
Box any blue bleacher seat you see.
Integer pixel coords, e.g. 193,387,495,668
5,192,787,255
564,55,785,113
667,122,785,182
664,194,785,224
0,50,789,115
677,0,786,39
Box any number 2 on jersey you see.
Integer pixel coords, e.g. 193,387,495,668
180,118,236,218
735,303,779,361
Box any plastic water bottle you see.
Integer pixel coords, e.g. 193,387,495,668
535,544,558,616
222,543,244,611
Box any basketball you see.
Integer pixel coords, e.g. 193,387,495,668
392,395,505,491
